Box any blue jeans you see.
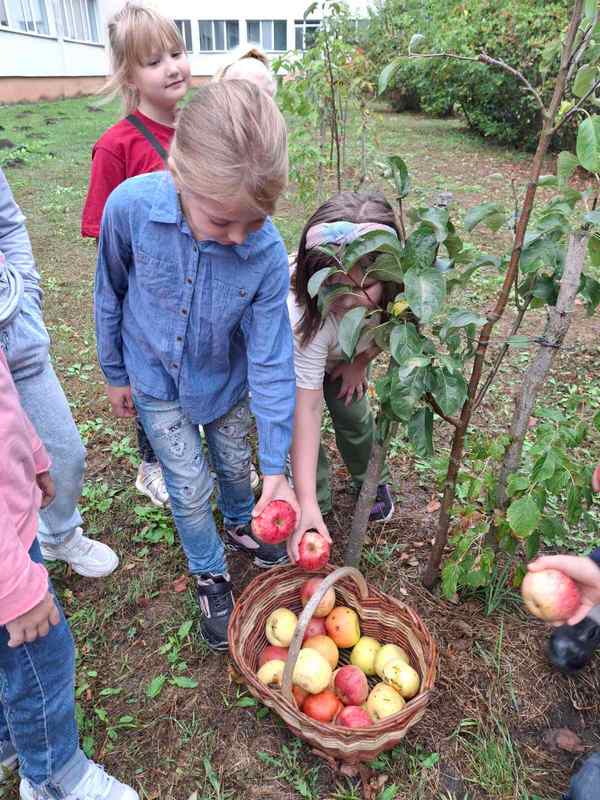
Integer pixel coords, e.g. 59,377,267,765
133,392,254,575
0,539,88,796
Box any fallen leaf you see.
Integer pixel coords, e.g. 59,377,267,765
425,498,441,513
399,587,408,596
542,728,585,753
172,575,189,593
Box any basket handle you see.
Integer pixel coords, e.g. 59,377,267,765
281,566,368,701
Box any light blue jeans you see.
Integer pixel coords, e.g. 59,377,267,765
132,391,254,575
0,539,88,795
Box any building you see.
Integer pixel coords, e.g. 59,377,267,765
0,0,370,103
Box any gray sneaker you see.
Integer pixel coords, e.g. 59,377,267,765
20,760,138,799
40,528,119,578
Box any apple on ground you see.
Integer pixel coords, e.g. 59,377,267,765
251,499,297,544
366,683,406,721
265,608,298,647
297,531,330,571
300,577,336,617
325,606,361,648
350,636,381,676
521,568,581,623
303,634,339,670
258,645,289,668
256,659,285,688
333,664,369,705
381,658,421,699
302,689,343,722
336,705,373,728
292,647,333,694
374,643,410,678
303,617,328,640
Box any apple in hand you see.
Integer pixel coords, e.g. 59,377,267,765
297,531,330,571
336,706,373,728
300,577,336,617
333,664,369,705
252,500,297,544
521,568,581,623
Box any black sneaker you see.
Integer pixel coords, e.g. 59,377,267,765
549,617,600,674
369,484,395,523
196,573,234,652
224,524,289,569
564,752,600,800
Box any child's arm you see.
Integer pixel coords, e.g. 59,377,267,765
94,187,136,418
527,554,600,624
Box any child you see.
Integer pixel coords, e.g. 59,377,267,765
94,80,298,651
287,192,400,558
81,2,192,508
0,348,137,800
216,45,277,97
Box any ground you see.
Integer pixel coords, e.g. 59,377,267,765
1,95,600,800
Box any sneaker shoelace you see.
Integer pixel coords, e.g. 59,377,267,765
196,575,231,618
142,463,165,490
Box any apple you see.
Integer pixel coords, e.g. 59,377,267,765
521,568,581,623
258,645,289,668
325,606,361,648
292,685,309,707
297,531,330,571
374,643,410,678
292,647,332,694
381,658,420,699
256,659,285,687
251,500,297,544
300,577,336,617
366,683,406,721
350,636,381,676
265,608,298,647
303,634,339,670
336,705,373,728
302,689,343,722
333,664,369,705
303,617,328,640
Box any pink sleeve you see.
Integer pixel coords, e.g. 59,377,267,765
21,408,51,475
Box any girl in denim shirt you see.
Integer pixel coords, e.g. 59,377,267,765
95,81,298,651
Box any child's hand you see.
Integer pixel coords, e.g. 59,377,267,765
36,471,55,508
528,555,600,624
287,501,332,563
6,591,60,648
106,385,136,418
330,360,369,407
253,474,300,529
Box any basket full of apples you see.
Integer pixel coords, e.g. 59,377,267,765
228,559,437,766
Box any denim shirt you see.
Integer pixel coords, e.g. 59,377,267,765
95,171,295,475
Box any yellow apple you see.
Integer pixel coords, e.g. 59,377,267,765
382,658,420,699
374,643,410,678
303,634,339,670
350,635,381,675
256,659,285,687
366,682,405,721
292,647,333,694
265,608,298,648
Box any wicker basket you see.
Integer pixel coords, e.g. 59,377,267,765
228,564,437,765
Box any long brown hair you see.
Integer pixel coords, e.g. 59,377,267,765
293,192,400,345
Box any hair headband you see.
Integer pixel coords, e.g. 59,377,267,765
305,221,396,251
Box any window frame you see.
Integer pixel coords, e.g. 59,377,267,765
198,18,239,52
294,18,320,51
59,0,101,44
174,18,192,52
245,19,287,52
1,0,52,36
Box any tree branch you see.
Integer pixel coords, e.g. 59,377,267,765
554,76,600,132
425,393,460,427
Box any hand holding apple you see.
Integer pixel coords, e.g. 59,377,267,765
253,475,300,537
287,500,332,562
525,556,600,624
251,499,297,544
297,531,330,571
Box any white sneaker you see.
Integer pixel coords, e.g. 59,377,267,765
40,528,118,578
250,462,260,491
20,761,138,799
135,461,169,507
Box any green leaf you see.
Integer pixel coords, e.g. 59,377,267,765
177,620,193,640
538,175,559,187
419,207,450,244
584,0,598,22
531,274,558,305
441,561,460,599
236,696,258,707
317,284,352,317
578,274,600,314
430,368,467,416
338,306,367,360
407,406,434,457
365,252,404,283
573,64,598,99
464,202,506,232
576,115,600,173
539,514,567,543
389,321,422,363
396,355,431,381
344,229,402,269
408,33,426,53
379,59,400,94
593,410,600,432
589,234,600,266
384,155,411,198
507,473,529,496
170,676,199,689
506,495,541,539
307,267,336,298
445,309,486,328
404,268,446,323
146,675,167,698
531,451,557,484
402,224,438,272
557,151,579,185
567,484,582,525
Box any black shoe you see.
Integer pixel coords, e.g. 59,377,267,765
196,573,234,652
564,752,600,800
548,617,600,674
369,484,395,523
224,524,289,569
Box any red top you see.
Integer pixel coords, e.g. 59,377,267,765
81,110,175,238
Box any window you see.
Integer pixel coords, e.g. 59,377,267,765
59,0,100,41
246,19,287,52
3,0,50,34
174,19,192,51
294,18,320,50
199,19,238,51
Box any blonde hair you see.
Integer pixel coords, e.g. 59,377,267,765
100,3,185,114
215,45,277,97
170,80,288,216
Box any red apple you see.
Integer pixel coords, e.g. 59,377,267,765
592,463,600,493
333,665,369,706
258,645,289,668
302,617,327,640
336,705,373,728
292,685,309,707
302,689,343,723
521,569,581,622
297,531,330,571
251,500,297,544
300,577,336,618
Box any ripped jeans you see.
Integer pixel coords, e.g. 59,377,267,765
132,391,254,576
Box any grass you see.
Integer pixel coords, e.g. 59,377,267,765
1,92,600,798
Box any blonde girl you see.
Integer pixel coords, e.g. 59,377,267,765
216,45,277,97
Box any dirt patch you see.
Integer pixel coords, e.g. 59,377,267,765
0,138,15,149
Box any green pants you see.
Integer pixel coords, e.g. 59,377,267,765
317,373,390,514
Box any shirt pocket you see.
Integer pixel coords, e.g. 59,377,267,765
133,248,179,298
201,276,251,328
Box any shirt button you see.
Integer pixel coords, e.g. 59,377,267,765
239,289,247,297
172,363,178,369
176,336,183,342
181,308,188,316
186,277,193,285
